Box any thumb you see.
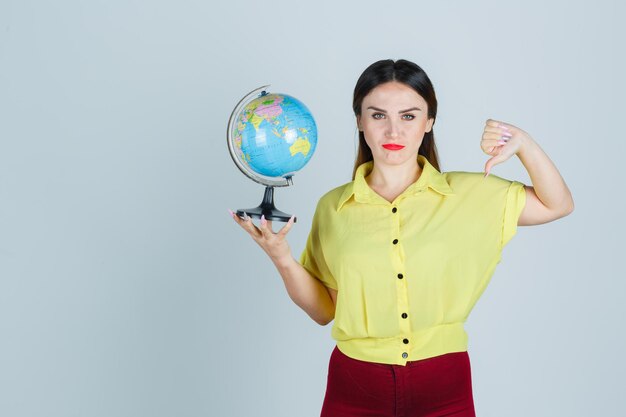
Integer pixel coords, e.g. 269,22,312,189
484,155,504,177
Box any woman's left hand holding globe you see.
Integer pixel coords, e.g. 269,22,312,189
229,210,296,264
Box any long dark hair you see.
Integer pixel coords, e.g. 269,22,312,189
352,59,441,180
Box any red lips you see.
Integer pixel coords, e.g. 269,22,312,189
382,144,405,150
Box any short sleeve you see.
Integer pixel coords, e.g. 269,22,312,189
501,180,527,249
299,203,338,291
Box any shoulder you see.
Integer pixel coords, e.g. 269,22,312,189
443,170,522,195
303,181,353,231
315,180,353,211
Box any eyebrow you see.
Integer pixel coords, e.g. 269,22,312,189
366,106,421,113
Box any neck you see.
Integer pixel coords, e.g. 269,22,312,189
365,158,423,191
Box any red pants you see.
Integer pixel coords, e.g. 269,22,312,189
321,345,476,417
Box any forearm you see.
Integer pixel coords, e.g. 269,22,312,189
516,135,574,214
272,255,335,326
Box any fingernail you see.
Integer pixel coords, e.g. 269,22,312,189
484,170,490,178
499,124,510,130
498,140,508,145
502,131,513,137
261,214,266,225
243,212,249,220
228,209,234,217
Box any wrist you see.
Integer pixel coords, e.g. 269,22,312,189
271,253,295,269
515,133,536,158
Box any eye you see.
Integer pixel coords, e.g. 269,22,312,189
402,114,415,120
372,113,385,119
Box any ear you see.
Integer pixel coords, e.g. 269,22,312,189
425,118,434,133
356,115,362,131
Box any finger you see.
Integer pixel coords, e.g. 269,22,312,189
484,126,513,136
482,131,511,141
485,119,502,129
485,154,504,174
258,215,274,239
485,145,502,155
243,212,262,238
484,159,493,177
230,209,248,224
480,139,508,154
484,155,503,177
485,119,515,132
485,144,517,175
277,215,296,238
481,136,509,144
481,140,509,151
229,209,247,228
482,140,508,151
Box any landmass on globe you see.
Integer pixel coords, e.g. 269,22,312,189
232,93,318,179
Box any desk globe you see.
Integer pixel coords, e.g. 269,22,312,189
227,86,318,222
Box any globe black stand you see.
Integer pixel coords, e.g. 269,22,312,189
236,185,296,223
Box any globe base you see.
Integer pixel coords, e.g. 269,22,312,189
236,186,297,223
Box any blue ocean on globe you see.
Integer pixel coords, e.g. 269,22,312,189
233,92,317,178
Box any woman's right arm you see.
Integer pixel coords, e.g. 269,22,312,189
272,255,336,326
229,210,336,326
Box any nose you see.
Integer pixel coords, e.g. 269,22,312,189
385,119,399,138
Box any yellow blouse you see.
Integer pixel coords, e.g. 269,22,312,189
299,154,527,366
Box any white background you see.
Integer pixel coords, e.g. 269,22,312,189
1,1,624,416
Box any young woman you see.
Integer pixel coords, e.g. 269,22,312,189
229,59,574,417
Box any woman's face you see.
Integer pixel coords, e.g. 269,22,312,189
357,81,434,167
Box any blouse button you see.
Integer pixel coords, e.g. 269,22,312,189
401,313,408,319
392,207,397,213
392,239,399,245
402,352,408,359
403,338,409,344
397,273,403,279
